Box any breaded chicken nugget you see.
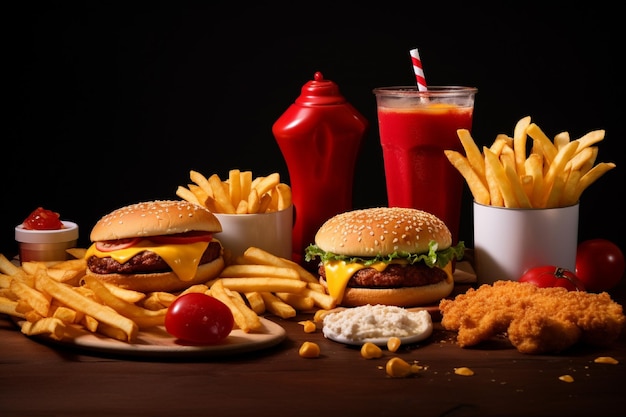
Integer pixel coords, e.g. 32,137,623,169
439,281,625,354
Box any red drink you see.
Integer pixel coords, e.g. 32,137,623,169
374,87,477,244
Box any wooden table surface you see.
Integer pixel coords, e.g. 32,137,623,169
1,279,624,417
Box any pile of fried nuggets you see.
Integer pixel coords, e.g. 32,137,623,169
439,281,625,354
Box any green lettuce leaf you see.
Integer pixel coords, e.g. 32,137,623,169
304,240,465,269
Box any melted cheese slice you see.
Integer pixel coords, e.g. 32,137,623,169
324,260,407,303
86,240,210,281
324,259,452,304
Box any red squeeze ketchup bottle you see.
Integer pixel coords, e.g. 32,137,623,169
272,72,368,266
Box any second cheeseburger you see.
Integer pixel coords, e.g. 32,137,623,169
305,207,465,307
85,200,224,292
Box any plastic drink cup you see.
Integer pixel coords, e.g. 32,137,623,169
373,86,477,244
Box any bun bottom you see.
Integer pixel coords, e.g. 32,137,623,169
85,257,225,293
321,273,454,307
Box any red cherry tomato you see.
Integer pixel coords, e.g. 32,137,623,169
96,237,141,252
519,265,585,291
150,231,213,244
22,207,64,230
165,293,234,344
575,239,625,292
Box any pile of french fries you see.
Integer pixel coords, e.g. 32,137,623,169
176,169,292,214
445,116,616,208
0,247,335,343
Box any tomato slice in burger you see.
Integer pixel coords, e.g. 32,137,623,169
96,237,142,252
149,231,213,245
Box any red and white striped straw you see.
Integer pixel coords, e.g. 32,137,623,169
410,48,428,91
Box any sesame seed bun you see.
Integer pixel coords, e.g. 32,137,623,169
314,207,452,257
90,200,222,241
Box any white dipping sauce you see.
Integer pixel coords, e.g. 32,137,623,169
322,304,433,342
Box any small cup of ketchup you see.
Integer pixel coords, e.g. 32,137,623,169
15,207,79,263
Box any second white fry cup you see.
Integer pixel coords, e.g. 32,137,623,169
473,202,579,285
214,206,293,262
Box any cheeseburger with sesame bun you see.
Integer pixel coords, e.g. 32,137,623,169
305,207,465,307
85,200,224,293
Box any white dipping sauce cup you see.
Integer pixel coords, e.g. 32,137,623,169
15,221,79,263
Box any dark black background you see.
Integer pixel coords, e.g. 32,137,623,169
4,2,624,260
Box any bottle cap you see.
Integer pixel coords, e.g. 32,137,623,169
295,72,347,106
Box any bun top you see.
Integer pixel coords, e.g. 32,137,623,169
90,200,222,241
314,207,451,257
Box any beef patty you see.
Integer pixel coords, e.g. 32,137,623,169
318,262,448,288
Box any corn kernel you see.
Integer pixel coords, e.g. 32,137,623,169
299,341,320,358
559,375,574,383
387,336,401,352
454,367,474,376
298,320,317,333
594,356,619,364
385,357,420,378
361,342,383,359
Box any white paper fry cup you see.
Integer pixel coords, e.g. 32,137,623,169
214,205,293,261
473,202,579,285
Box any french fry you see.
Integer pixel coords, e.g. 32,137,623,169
444,150,490,205
220,264,300,280
20,317,66,340
257,193,273,214
242,246,319,284
483,147,518,208
275,292,315,311
66,247,87,259
301,287,336,310
275,183,292,211
560,169,582,207
215,277,306,293
489,134,512,156
189,170,214,199
524,153,545,208
0,273,13,289
513,116,531,176
228,169,242,208
235,199,249,214
526,123,558,165
499,144,515,173
247,189,261,213
566,147,595,173
101,282,146,304
83,275,166,328
540,140,579,207
574,129,605,151
573,162,616,202
260,292,297,319
544,170,567,208
553,131,570,150
209,279,261,332
239,171,253,203
35,272,138,342
457,129,486,184
52,305,79,323
208,174,236,214
483,159,503,206
10,279,51,317
176,185,201,205
244,291,266,314
0,296,25,318
503,161,532,208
